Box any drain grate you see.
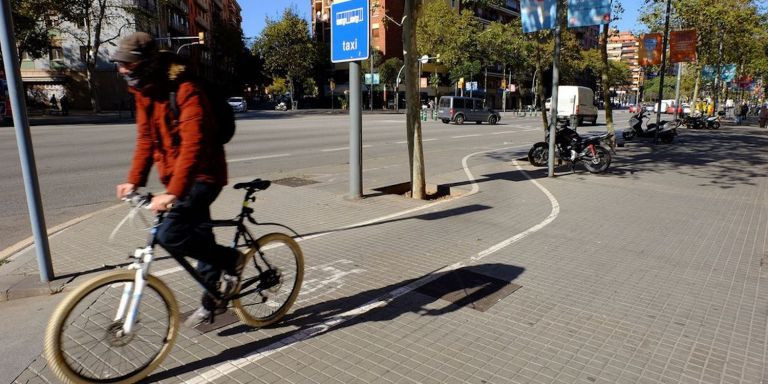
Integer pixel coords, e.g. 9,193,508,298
416,269,522,312
272,177,319,187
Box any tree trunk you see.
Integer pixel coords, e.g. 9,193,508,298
601,24,614,148
691,63,700,109
404,0,425,199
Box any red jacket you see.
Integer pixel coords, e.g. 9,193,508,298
127,81,227,198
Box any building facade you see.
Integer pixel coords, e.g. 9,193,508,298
18,0,242,111
607,29,643,105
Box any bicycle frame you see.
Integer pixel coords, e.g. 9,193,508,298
116,189,261,335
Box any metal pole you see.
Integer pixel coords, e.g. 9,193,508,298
349,61,362,199
713,29,724,115
547,1,563,177
0,0,53,281
674,62,683,118
369,51,374,111
654,0,672,144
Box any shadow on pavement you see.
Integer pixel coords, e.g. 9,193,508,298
143,263,524,382
296,204,493,238
609,128,768,188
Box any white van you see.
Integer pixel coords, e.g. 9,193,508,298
555,86,598,125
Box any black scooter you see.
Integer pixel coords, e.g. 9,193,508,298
623,111,678,143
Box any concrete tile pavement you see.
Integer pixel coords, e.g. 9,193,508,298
5,122,768,383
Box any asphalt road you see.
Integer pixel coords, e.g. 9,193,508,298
0,110,629,253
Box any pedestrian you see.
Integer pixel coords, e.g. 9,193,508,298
49,94,58,111
759,103,768,128
59,94,69,116
111,32,245,327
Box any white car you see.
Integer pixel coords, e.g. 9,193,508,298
227,97,247,113
682,103,691,115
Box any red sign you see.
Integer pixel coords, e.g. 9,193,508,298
669,30,697,63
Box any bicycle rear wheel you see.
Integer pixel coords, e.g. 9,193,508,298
44,271,178,384
234,233,304,327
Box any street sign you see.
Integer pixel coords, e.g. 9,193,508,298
364,73,380,85
330,0,370,63
465,81,478,91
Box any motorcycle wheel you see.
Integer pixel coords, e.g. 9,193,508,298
527,142,548,167
582,145,611,174
623,130,636,140
712,121,720,129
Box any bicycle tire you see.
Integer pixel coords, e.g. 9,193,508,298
233,233,304,327
44,270,179,384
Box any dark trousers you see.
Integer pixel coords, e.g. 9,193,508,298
155,182,239,309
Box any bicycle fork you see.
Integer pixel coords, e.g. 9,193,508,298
114,246,154,336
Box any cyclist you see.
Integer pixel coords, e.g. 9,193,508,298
111,32,244,327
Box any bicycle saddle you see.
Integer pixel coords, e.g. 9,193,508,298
234,179,271,191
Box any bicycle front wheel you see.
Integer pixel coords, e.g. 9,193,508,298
44,270,179,384
234,233,304,327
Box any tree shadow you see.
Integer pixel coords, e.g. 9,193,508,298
297,204,493,238
610,128,768,188
143,263,525,382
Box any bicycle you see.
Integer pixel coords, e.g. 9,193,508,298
44,178,304,384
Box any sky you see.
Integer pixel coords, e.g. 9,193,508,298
237,0,646,40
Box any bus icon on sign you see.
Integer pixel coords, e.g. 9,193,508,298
335,8,364,26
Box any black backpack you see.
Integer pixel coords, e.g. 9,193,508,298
169,82,236,144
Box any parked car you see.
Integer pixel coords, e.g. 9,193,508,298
682,103,691,115
437,96,500,125
227,97,247,113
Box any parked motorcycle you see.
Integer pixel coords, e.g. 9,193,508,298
527,122,612,174
622,110,678,143
275,101,287,111
680,113,720,129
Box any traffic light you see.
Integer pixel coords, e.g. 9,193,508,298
458,77,465,89
501,79,507,90
198,32,205,45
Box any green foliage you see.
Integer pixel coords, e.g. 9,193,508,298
256,8,316,106
416,1,484,81
378,57,403,90
11,0,72,62
267,77,288,96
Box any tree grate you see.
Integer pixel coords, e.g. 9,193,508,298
272,177,319,187
416,269,522,312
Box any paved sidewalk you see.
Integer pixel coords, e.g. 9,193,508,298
4,122,768,383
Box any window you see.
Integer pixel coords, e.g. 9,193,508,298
49,47,64,61
454,98,464,108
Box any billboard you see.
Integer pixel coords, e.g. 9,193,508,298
521,0,557,33
567,0,611,28
669,30,697,63
638,33,663,67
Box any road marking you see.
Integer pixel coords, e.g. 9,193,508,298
228,154,291,163
321,145,372,152
423,138,439,142
451,134,481,138
183,145,560,383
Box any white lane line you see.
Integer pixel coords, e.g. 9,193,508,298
321,145,372,152
184,145,560,384
228,154,290,163
451,134,481,139
422,138,439,142
395,140,407,144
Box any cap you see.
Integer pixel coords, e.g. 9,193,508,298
111,32,157,64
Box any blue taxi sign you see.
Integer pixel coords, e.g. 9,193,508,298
330,0,370,63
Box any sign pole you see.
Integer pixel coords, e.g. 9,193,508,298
349,61,363,198
0,0,54,281
654,0,672,144
331,0,369,199
547,1,563,177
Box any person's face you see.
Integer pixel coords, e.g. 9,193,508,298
117,61,139,75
